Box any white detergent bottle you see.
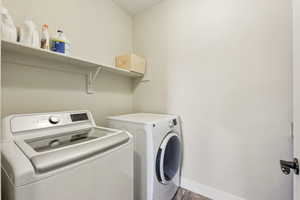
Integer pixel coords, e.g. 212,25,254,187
19,20,40,48
1,6,17,42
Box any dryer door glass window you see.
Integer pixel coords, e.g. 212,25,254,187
156,133,181,184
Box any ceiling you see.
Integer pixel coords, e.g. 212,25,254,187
113,0,162,15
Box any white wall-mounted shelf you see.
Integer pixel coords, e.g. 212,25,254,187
1,40,144,94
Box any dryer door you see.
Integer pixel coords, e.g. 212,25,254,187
156,132,181,184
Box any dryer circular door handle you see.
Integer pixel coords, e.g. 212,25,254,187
158,133,181,184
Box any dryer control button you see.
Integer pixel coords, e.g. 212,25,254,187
173,119,177,126
49,116,60,124
169,121,174,128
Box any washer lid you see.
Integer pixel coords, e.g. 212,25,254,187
107,113,178,124
29,132,129,173
15,127,129,173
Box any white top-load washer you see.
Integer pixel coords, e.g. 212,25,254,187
2,110,133,200
107,113,182,200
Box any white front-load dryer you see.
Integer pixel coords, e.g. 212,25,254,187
107,113,182,200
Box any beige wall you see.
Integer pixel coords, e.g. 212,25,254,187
2,0,134,125
133,0,293,199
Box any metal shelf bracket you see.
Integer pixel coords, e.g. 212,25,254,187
86,67,103,94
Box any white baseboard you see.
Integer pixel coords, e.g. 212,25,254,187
180,177,246,200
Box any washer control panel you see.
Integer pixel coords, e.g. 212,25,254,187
10,111,91,133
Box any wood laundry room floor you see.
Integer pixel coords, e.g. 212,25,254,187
173,188,212,200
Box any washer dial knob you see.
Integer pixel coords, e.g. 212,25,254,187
49,116,60,124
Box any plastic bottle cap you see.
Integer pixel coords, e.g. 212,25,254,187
57,30,63,33
43,24,49,28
